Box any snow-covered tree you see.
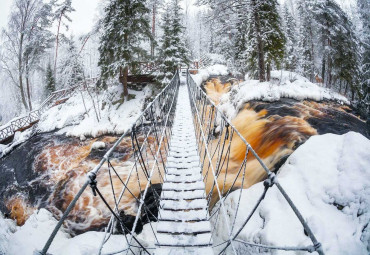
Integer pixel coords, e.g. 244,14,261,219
233,4,249,77
246,0,285,81
1,0,53,111
98,0,152,99
45,61,56,95
296,0,315,81
52,0,75,82
313,0,360,99
59,36,84,88
158,0,190,85
282,3,298,72
357,0,370,117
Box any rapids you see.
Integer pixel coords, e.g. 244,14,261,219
0,76,368,236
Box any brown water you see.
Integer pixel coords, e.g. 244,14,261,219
0,78,367,235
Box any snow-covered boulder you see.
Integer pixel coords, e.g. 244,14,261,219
213,132,370,255
91,141,106,150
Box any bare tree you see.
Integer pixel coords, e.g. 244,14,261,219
1,0,52,111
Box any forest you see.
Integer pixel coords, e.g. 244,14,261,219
0,0,369,124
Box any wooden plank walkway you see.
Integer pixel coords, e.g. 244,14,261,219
155,82,214,255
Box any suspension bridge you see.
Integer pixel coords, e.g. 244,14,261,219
36,71,324,255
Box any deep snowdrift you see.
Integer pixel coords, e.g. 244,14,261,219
212,131,370,254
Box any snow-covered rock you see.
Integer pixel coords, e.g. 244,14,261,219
213,132,370,254
91,141,106,150
0,208,135,255
0,129,33,158
206,64,229,76
218,70,350,120
191,64,229,86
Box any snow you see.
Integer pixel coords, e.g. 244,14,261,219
190,64,229,86
0,129,33,158
206,64,229,76
37,84,152,138
213,131,370,254
218,70,350,120
91,141,106,150
0,208,136,255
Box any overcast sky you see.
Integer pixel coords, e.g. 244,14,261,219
0,0,100,36
0,0,356,36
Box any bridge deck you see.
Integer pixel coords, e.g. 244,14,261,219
155,82,214,255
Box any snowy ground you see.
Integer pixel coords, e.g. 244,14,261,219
191,67,350,121
0,208,139,255
1,131,368,254
0,83,153,157
212,131,370,255
37,84,152,138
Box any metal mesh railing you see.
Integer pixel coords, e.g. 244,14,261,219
39,71,180,255
186,72,324,255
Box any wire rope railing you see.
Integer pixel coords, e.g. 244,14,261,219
39,71,180,255
37,69,324,255
0,77,98,144
186,72,324,255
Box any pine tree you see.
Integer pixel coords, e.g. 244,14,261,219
296,0,315,81
246,0,285,81
313,0,360,98
357,0,370,118
282,3,298,72
233,5,249,77
45,61,56,95
98,0,152,99
59,37,84,88
158,0,190,85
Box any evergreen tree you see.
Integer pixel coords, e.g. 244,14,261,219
45,61,56,94
59,37,84,88
158,0,190,85
98,0,152,99
296,0,315,81
282,3,298,72
246,0,285,81
233,5,249,77
357,0,370,118
313,0,360,98
53,0,75,82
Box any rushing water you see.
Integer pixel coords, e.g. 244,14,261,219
0,77,368,236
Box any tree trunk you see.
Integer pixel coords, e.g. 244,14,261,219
54,10,65,83
18,33,28,111
266,62,271,82
26,75,32,111
309,26,315,82
351,86,356,101
339,79,342,94
344,82,349,96
120,66,129,101
321,57,326,87
151,2,156,58
252,0,265,82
